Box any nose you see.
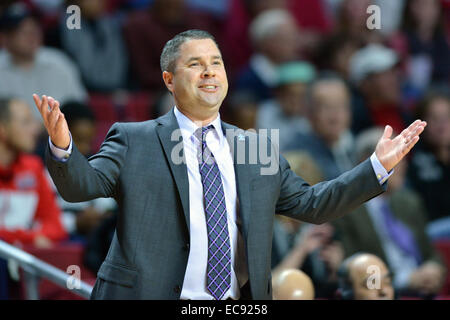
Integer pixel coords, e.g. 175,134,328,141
201,64,216,78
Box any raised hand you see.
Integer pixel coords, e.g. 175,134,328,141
32,94,70,149
375,120,427,172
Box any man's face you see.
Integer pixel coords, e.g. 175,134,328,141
163,39,228,121
311,82,350,145
0,100,40,153
349,256,395,300
5,18,42,61
262,22,300,63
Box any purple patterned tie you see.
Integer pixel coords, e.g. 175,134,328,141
195,125,231,300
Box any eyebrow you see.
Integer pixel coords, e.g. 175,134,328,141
185,56,223,63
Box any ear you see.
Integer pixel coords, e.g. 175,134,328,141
162,71,174,94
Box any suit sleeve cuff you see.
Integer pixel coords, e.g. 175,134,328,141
370,152,393,185
48,133,72,162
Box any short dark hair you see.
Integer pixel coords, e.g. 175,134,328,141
0,97,12,123
60,101,96,127
0,3,36,33
160,29,218,73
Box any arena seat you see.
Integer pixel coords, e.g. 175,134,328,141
20,243,96,300
88,92,153,152
123,91,153,122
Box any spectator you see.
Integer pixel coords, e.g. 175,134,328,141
400,0,450,87
284,77,355,180
256,61,316,151
333,127,446,298
123,0,217,92
337,253,395,300
408,92,450,239
54,101,117,241
0,97,67,247
0,3,87,121
59,0,128,92
349,44,409,135
222,0,331,76
234,9,301,103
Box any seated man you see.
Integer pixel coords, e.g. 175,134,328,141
0,97,67,246
337,253,395,300
333,128,446,297
0,3,87,121
284,76,355,180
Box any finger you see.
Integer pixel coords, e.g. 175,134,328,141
54,111,66,132
41,95,52,124
48,102,60,130
403,136,420,155
48,96,55,110
401,120,421,138
406,123,426,143
382,125,393,139
32,94,42,113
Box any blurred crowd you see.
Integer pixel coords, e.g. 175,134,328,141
0,0,449,300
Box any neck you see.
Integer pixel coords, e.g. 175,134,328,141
177,107,219,127
0,143,16,168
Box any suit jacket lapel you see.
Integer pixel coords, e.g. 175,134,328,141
222,122,252,240
155,109,191,233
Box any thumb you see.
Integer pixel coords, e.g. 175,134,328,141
382,125,393,139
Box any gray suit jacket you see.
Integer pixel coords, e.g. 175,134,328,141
45,109,386,300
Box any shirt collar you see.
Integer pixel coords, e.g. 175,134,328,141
173,106,224,144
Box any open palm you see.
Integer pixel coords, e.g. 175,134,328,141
375,120,427,172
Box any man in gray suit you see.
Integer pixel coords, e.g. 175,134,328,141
32,30,426,300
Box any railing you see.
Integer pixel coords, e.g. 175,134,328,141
0,240,93,299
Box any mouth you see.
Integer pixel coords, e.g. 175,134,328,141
198,84,219,93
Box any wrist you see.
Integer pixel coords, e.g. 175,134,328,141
51,137,70,150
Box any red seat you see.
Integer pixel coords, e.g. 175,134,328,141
123,92,153,122
89,94,118,122
20,243,96,300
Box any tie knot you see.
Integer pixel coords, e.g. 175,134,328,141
194,125,214,142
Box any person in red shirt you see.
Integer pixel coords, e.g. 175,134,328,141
0,97,67,248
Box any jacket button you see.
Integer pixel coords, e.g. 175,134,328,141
174,285,181,294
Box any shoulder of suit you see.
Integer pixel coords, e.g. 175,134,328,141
115,120,158,135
